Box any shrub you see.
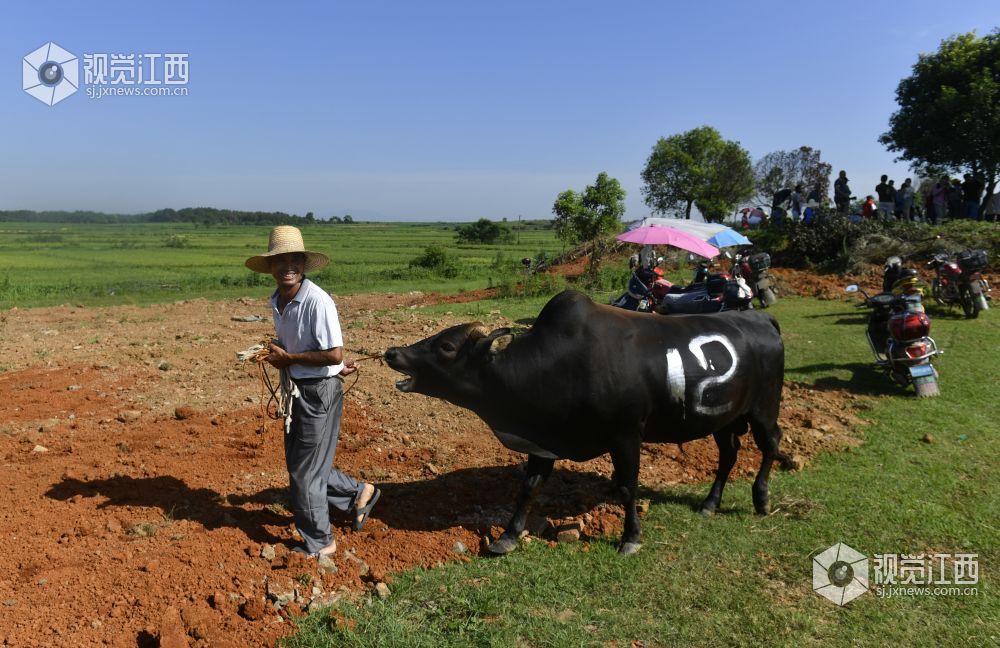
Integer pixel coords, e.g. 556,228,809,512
409,245,459,278
456,218,515,244
164,234,189,248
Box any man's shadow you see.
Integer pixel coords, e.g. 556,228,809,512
45,475,288,544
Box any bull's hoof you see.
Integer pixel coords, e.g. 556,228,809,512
618,541,642,556
698,502,717,517
486,535,518,555
754,502,771,516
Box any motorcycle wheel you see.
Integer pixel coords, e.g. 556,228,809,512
759,287,777,308
960,286,978,319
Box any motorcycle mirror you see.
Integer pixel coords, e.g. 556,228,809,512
845,285,860,293
687,253,695,261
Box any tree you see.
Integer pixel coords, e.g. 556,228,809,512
640,126,754,221
455,218,514,244
753,146,833,205
880,31,1000,207
343,215,354,224
551,172,626,280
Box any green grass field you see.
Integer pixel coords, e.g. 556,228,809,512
284,296,998,648
0,221,565,308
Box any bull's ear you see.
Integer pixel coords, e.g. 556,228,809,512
489,334,513,356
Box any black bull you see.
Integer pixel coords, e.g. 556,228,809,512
384,290,788,554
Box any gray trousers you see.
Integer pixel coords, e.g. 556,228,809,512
284,376,364,553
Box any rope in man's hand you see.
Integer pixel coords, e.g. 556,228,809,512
237,342,384,432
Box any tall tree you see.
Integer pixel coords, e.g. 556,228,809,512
880,30,1000,205
641,126,754,221
552,172,626,279
753,146,833,205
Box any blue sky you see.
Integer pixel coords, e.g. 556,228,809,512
2,1,996,220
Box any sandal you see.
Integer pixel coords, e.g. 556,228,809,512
352,486,381,532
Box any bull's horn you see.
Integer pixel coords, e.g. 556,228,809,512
489,334,513,355
467,323,489,340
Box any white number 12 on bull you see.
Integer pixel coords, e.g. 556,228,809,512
665,334,738,416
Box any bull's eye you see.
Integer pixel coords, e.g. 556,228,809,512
437,341,457,358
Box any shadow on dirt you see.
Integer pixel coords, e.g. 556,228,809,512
793,362,901,396
340,464,725,534
44,465,727,540
44,475,288,544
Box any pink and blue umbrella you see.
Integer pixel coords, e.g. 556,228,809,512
615,225,720,258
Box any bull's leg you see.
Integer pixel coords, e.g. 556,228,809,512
749,417,783,515
487,454,554,555
609,440,642,555
699,421,745,516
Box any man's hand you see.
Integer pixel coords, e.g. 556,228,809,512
341,360,358,376
265,342,294,369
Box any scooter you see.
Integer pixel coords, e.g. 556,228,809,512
610,266,663,312
926,250,991,319
731,250,777,308
845,284,942,397
655,272,754,314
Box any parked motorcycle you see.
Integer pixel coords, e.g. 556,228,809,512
845,283,942,397
926,250,991,319
610,265,666,312
881,256,927,308
655,273,753,314
731,250,777,308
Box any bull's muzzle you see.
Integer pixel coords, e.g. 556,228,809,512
384,347,416,392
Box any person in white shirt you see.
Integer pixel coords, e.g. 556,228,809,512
246,226,380,558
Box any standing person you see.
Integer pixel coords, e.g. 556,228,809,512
948,179,964,220
985,191,1000,224
875,175,894,221
887,180,899,219
246,225,380,558
862,195,878,219
834,171,851,214
962,173,985,220
898,178,915,221
931,179,948,224
806,184,822,206
790,184,804,222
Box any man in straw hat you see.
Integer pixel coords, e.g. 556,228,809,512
246,225,381,558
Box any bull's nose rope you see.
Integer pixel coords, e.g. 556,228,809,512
237,343,383,432
342,353,384,396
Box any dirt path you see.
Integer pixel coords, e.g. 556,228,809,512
0,289,866,647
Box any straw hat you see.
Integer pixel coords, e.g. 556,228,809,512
245,226,330,273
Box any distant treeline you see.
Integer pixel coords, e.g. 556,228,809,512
0,208,351,225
